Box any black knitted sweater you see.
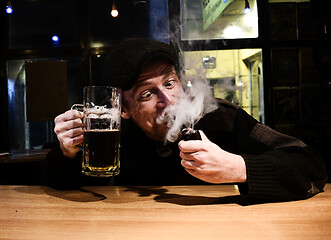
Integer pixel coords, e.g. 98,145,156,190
43,99,327,202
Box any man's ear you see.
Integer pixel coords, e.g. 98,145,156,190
121,107,131,119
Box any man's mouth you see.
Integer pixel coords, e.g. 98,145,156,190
156,112,171,125
157,119,171,129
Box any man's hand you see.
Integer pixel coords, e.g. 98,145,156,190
54,110,84,159
179,131,247,184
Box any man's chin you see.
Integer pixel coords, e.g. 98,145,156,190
150,124,168,141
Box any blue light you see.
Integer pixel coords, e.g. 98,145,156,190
52,35,59,43
6,6,13,14
223,0,228,3
8,79,15,103
244,7,251,14
244,0,251,14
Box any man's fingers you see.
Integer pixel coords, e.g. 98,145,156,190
57,127,84,147
199,130,208,141
60,134,84,148
55,109,81,121
178,130,210,153
181,159,201,170
54,110,83,158
184,168,200,179
58,127,84,141
179,151,199,161
179,140,203,153
54,118,83,134
65,126,84,138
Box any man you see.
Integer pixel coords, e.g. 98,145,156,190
43,38,327,202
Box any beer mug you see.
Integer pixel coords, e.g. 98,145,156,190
72,86,121,177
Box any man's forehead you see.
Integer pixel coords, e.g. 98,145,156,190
136,61,176,83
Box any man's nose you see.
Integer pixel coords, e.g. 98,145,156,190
156,89,174,108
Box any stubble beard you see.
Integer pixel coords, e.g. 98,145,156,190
150,121,169,142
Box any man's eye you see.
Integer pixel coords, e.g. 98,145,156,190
140,91,153,99
165,78,176,87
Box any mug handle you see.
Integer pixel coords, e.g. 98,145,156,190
71,103,84,112
70,104,84,150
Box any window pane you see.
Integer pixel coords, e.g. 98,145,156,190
149,0,170,43
181,0,258,40
8,0,79,49
182,49,264,122
7,58,83,151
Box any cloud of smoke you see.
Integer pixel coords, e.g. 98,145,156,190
153,0,251,143
156,44,218,143
157,77,217,143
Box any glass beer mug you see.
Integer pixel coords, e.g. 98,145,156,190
72,86,121,177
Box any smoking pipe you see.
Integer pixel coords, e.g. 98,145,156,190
181,127,202,141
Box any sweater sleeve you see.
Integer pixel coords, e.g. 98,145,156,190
233,109,328,202
42,146,111,189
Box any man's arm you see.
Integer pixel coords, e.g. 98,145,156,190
42,146,110,189
233,109,327,201
179,106,327,202
236,116,327,201
42,110,110,189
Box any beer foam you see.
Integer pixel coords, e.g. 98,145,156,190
85,129,120,132
86,105,109,116
109,108,121,120
86,106,120,122
87,113,99,118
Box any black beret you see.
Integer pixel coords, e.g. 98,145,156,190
103,38,178,90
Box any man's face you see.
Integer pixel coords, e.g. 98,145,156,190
121,60,185,141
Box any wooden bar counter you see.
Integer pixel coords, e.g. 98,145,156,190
0,184,330,240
